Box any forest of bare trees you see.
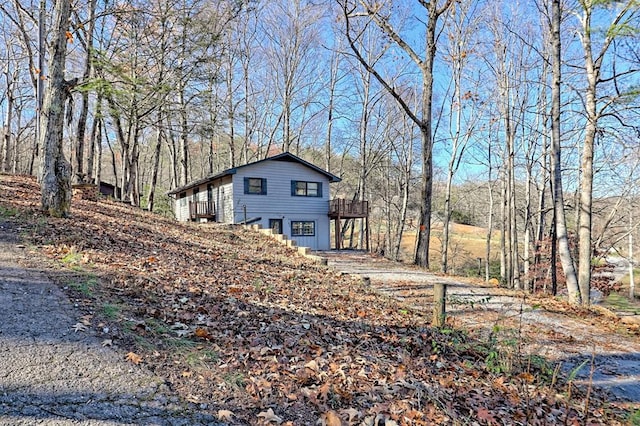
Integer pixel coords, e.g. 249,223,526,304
1,0,639,305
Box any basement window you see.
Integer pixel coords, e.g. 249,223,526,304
291,221,315,237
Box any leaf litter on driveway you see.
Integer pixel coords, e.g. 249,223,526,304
322,249,640,406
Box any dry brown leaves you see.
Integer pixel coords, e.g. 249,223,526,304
0,174,628,425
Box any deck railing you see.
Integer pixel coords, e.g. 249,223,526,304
189,200,216,220
329,199,369,218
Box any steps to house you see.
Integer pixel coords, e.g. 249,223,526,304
246,224,327,264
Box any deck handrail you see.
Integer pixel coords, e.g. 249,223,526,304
329,199,369,217
189,200,215,219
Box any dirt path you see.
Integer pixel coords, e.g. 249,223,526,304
0,222,220,425
320,250,640,404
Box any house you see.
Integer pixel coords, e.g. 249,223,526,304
167,152,343,250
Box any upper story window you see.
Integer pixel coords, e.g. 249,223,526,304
291,180,322,197
244,177,267,195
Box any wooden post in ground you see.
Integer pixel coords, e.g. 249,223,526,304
432,282,447,327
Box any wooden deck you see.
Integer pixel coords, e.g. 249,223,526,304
329,199,370,251
189,201,216,221
328,199,369,219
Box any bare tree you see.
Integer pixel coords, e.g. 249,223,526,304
571,0,638,305
71,0,98,183
439,0,481,274
262,0,324,154
339,0,454,268
40,0,75,217
1,54,17,173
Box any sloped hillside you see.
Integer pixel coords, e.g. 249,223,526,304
0,174,628,425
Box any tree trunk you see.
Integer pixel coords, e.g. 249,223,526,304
73,0,96,184
325,50,339,172
485,177,494,283
105,127,118,198
393,120,413,262
12,106,21,174
40,0,73,217
509,135,520,290
550,0,580,303
629,211,635,299
500,173,508,285
340,0,453,270
86,95,102,183
523,161,532,293
31,0,46,177
578,7,598,306
226,47,236,168
2,62,14,173
95,116,103,187
179,89,189,186
147,111,164,212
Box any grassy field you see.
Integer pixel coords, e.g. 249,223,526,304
394,223,502,275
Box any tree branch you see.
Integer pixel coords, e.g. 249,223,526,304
339,1,424,129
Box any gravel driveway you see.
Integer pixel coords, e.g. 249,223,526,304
0,223,220,425
320,250,640,404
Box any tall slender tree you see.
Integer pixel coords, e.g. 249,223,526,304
339,0,454,268
573,0,638,305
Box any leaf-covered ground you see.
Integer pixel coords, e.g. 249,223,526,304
0,174,631,425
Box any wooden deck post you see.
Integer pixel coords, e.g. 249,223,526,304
336,213,342,250
365,216,370,252
432,282,447,327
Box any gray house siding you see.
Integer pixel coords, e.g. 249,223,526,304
176,191,189,221
217,177,233,223
169,153,340,251
231,161,331,250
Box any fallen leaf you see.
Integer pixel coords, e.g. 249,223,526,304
518,372,535,383
476,407,496,423
126,352,142,364
195,327,212,339
319,410,343,426
72,322,87,332
257,408,283,424
340,408,361,423
217,409,234,421
305,359,319,372
101,339,113,347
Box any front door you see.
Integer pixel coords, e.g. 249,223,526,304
269,219,283,235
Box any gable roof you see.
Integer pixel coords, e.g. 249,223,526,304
167,152,341,196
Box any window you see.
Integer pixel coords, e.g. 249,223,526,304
179,192,187,207
244,177,267,195
291,221,315,236
291,180,322,197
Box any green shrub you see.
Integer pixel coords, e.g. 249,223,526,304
450,209,474,226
